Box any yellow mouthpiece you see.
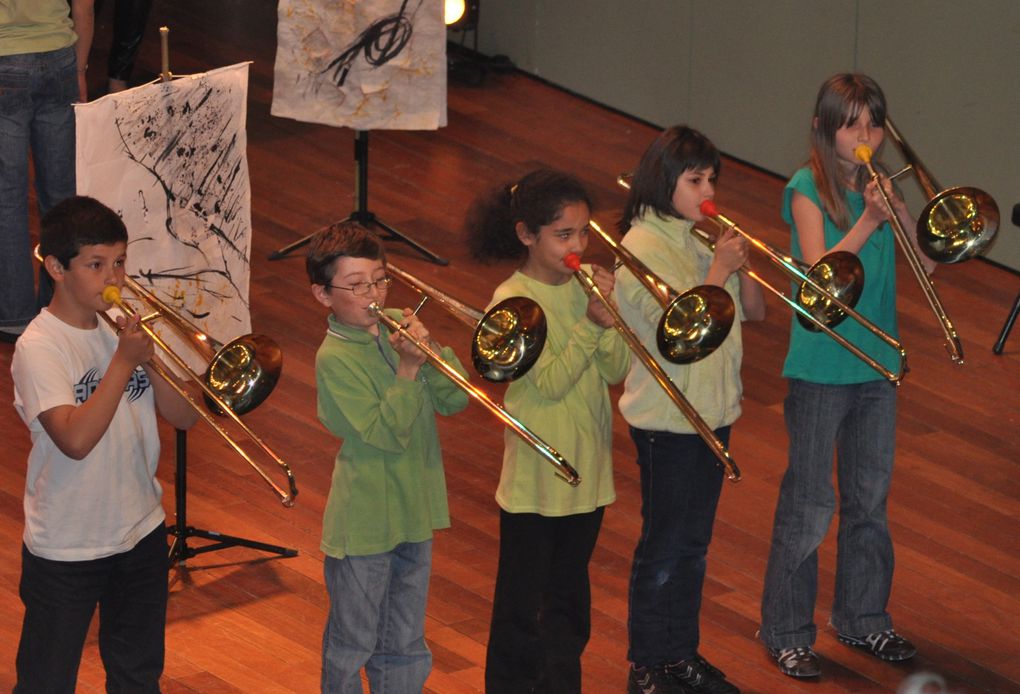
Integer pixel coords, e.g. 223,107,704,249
854,144,873,163
102,286,122,305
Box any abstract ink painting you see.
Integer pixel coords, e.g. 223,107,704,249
75,63,253,373
272,0,446,129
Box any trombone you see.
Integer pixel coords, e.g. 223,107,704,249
698,200,908,384
368,301,581,486
588,220,735,364
387,262,547,383
102,280,298,506
564,252,742,482
855,115,1000,363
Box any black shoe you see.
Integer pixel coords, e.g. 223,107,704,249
837,629,916,661
666,656,740,693
767,646,821,678
628,664,691,694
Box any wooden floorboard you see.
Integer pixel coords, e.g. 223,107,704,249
1,1,1018,692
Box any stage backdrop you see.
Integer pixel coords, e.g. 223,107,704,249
75,62,253,373
271,0,446,129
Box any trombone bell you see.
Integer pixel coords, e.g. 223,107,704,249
795,251,864,332
920,186,999,263
205,334,283,415
473,297,547,382
657,287,735,364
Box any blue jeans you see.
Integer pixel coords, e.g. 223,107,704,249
15,523,169,694
485,507,604,694
0,44,78,327
760,378,897,649
627,426,729,667
322,541,433,694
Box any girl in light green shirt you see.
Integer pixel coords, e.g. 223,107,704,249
467,169,628,693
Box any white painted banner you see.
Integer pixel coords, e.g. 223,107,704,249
272,0,446,130
75,63,253,373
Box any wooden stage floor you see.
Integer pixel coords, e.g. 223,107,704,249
0,2,1017,692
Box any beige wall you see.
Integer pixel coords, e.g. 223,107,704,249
473,0,1020,271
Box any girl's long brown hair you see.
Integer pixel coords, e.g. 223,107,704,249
809,73,887,231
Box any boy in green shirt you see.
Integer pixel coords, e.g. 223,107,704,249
306,221,468,693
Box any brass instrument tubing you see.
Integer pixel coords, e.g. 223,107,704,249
564,256,741,482
371,304,581,487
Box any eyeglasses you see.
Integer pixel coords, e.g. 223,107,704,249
328,275,394,296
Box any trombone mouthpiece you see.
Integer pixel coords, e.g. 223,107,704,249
854,144,873,163
563,253,582,272
102,286,122,305
699,199,719,217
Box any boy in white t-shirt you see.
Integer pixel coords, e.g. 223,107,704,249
11,195,197,693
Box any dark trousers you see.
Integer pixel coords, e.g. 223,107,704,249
627,426,728,667
15,524,169,694
485,507,605,694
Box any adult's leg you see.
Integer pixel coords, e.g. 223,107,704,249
760,380,851,649
15,544,107,694
0,52,37,329
831,380,897,636
108,0,154,89
485,511,554,694
97,524,169,694
534,507,605,694
29,45,78,309
368,540,434,694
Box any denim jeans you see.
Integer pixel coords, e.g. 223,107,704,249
627,426,729,667
14,523,169,694
760,378,897,649
0,44,78,328
322,541,433,694
485,507,604,694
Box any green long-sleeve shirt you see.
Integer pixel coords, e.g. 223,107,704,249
315,312,469,558
490,269,629,516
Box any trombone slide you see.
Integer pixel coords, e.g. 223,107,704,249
102,285,298,506
370,304,581,487
854,144,964,363
698,200,907,384
563,255,741,482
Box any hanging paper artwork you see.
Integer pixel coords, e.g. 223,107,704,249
272,0,446,130
74,62,254,374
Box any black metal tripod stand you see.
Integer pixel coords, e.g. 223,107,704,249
268,130,448,265
167,429,297,567
994,292,1020,354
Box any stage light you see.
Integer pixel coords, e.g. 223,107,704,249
445,0,479,32
445,0,466,26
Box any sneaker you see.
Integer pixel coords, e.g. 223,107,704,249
666,656,740,693
628,664,692,694
837,629,916,661
767,646,821,678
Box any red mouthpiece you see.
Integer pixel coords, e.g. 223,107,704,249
699,199,719,217
563,253,582,271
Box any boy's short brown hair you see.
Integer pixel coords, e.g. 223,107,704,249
305,221,385,287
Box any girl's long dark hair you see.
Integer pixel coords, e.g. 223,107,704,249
466,168,591,263
618,125,721,235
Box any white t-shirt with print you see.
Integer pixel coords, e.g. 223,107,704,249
12,309,164,561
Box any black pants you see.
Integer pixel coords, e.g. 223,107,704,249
15,524,169,694
485,507,604,694
97,0,154,81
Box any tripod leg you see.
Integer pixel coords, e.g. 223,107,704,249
267,233,316,261
993,290,1020,354
168,430,298,567
371,215,449,266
